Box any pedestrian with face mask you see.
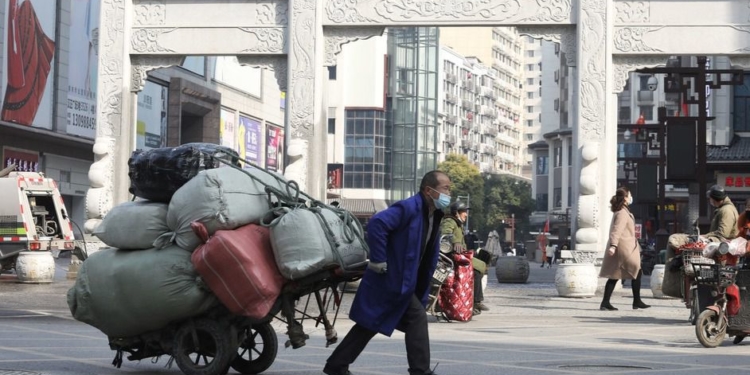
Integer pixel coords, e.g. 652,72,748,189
704,185,739,242
738,198,750,240
599,186,650,311
324,171,449,375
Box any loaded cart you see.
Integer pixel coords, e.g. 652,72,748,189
68,143,370,375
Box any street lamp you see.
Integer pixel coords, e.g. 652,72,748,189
456,194,470,232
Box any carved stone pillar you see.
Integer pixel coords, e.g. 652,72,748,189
286,0,326,198
572,0,616,259
85,0,133,233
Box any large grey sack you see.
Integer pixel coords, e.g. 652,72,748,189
270,208,333,280
164,167,287,251
317,207,368,270
67,246,218,338
92,201,169,249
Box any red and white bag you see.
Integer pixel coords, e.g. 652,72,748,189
191,222,285,319
438,252,474,322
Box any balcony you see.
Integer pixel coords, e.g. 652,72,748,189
446,73,457,84
445,114,457,124
445,93,457,104
482,145,496,155
485,126,498,137
465,81,476,92
462,99,473,110
444,134,457,144
472,124,481,133
461,139,470,148
461,119,472,129
481,86,494,97
481,106,496,118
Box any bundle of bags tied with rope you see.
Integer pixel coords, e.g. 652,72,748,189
69,143,368,338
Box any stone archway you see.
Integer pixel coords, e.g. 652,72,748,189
89,0,750,266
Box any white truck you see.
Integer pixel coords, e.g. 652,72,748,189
0,164,76,273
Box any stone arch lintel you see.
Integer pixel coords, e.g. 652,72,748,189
324,26,386,67
612,55,670,94
131,55,186,92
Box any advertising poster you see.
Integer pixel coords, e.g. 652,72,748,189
136,81,168,150
327,164,343,189
2,147,39,172
1,0,56,129
220,108,237,151
238,116,262,166
266,124,284,172
66,0,100,138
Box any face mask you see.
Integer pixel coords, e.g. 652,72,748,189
429,187,451,210
627,195,633,205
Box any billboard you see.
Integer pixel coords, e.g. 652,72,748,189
266,124,284,172
239,115,262,166
3,147,39,172
220,108,237,150
66,0,100,138
136,81,168,150
1,0,56,129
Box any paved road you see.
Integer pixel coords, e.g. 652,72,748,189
1,257,750,375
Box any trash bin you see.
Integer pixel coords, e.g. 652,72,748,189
658,249,667,264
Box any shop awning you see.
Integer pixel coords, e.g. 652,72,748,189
326,198,388,217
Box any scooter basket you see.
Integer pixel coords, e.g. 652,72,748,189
691,263,737,287
682,249,714,276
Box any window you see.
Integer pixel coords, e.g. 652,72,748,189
554,146,562,167
568,145,572,166
328,66,337,80
639,105,654,121
553,188,562,208
639,75,649,91
526,50,534,57
733,75,750,132
328,118,336,134
536,155,548,175
536,193,549,211
344,109,386,189
527,92,534,99
526,134,533,141
618,106,631,123
527,78,534,85
526,119,533,127
527,64,534,71
527,106,533,113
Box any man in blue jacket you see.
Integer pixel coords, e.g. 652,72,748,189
324,170,450,375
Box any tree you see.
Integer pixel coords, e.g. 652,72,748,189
437,154,485,235
483,174,535,246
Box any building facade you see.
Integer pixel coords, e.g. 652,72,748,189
0,1,285,231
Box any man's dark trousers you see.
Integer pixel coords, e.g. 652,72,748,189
325,294,430,375
473,269,483,303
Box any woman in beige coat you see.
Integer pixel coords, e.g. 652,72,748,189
599,186,650,311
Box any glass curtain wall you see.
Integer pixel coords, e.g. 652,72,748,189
387,27,440,201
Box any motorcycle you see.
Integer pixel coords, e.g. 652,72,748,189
693,244,750,348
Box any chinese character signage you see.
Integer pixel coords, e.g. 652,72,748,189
220,108,237,150
1,0,56,129
266,124,284,172
239,116,262,166
66,0,99,138
718,173,750,192
3,147,39,172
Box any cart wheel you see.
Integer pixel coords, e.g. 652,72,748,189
695,310,726,348
173,319,234,375
230,322,278,374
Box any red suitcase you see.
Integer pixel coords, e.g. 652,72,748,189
191,222,285,319
438,252,474,322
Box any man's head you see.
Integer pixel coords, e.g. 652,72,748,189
420,171,451,210
449,201,469,222
708,185,727,207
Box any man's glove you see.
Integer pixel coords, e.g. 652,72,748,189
453,243,467,253
368,261,387,274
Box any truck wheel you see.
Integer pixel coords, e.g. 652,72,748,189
230,322,278,374
695,309,726,348
173,319,234,375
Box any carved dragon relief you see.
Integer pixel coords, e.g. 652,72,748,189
131,28,176,53
131,56,186,92
236,56,288,91
133,0,166,26
324,27,385,66
614,1,650,24
518,0,572,23
613,27,664,53
612,56,668,93
238,28,287,53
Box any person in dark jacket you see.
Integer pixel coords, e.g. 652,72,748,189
324,171,450,375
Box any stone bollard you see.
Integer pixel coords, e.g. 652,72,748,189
15,251,56,283
555,263,597,297
650,264,671,299
495,256,530,283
